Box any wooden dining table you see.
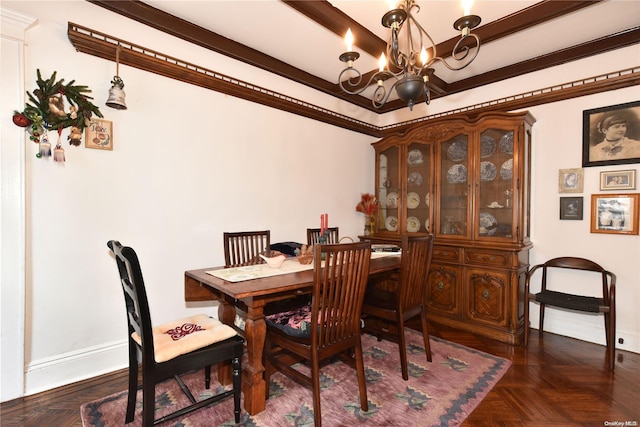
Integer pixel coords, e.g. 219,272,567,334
183,253,401,415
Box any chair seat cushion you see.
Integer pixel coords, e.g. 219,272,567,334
132,314,237,362
534,290,603,313
265,304,312,337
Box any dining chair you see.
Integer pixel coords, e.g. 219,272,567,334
361,234,434,380
264,241,372,427
524,256,616,370
306,227,339,245
223,230,270,267
107,240,245,426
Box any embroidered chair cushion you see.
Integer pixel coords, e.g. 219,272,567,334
131,314,237,362
265,304,312,337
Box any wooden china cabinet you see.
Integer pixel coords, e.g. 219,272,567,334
368,111,535,345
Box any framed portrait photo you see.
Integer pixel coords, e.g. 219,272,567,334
582,100,640,167
85,118,113,151
599,170,636,191
590,193,639,235
558,168,583,193
560,196,583,220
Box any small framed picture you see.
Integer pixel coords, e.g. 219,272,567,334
558,168,583,193
590,193,639,235
599,170,636,191
85,118,113,150
560,197,583,220
582,100,640,167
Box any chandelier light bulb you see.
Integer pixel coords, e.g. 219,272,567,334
420,47,428,65
379,53,387,72
462,0,474,16
345,28,354,52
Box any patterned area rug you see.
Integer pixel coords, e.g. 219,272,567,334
81,330,510,427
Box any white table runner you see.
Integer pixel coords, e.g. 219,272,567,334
206,252,399,283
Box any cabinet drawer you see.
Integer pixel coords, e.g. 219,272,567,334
427,264,459,315
464,249,510,267
432,246,461,262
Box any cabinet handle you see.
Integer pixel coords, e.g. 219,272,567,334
437,281,444,291
482,289,490,300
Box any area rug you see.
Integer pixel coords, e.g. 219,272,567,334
81,330,510,427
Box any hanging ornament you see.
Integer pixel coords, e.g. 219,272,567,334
54,127,65,162
39,130,51,158
106,46,127,110
54,143,66,162
68,126,83,146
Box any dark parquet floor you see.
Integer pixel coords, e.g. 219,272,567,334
2,322,638,426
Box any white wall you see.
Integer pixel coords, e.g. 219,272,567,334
1,0,638,400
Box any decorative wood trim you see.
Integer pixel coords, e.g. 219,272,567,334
67,22,640,139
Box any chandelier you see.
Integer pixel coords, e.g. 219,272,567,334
338,0,481,110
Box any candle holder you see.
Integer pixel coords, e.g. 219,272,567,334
317,231,329,260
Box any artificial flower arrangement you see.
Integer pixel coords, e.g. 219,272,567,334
356,193,378,235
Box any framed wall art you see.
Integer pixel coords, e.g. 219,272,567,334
582,100,640,167
590,193,639,235
599,170,636,191
85,118,113,151
558,168,583,193
560,197,583,220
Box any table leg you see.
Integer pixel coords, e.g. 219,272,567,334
217,296,236,385
242,300,267,415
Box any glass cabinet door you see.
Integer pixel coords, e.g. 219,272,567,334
476,128,515,240
377,146,400,234
406,142,431,234
438,134,470,238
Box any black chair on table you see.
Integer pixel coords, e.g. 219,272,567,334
524,256,616,370
306,227,339,245
264,241,372,427
223,230,271,267
361,235,434,380
107,240,244,426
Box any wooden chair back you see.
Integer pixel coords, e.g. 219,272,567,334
306,227,339,245
224,230,270,267
311,241,371,356
398,235,434,313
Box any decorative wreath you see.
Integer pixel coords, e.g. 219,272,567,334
12,69,103,146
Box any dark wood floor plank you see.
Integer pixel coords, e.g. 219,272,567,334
1,323,638,426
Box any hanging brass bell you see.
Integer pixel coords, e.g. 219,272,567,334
106,76,127,110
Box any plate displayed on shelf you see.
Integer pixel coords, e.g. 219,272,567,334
480,161,497,181
500,133,514,154
407,216,421,232
447,164,467,184
425,192,430,207
386,192,398,209
408,171,423,186
446,138,468,161
500,159,513,180
481,135,497,158
479,212,498,236
407,192,420,209
408,149,423,165
385,216,399,231
425,218,430,232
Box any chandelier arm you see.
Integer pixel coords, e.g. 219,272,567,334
372,81,396,109
409,14,437,64
338,68,398,96
431,33,480,71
